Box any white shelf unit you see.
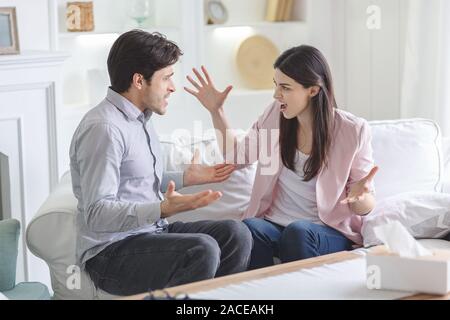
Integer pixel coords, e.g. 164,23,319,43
201,22,309,90
197,0,309,128
47,0,310,171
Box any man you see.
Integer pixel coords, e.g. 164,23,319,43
69,30,252,296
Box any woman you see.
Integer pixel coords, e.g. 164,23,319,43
184,45,378,270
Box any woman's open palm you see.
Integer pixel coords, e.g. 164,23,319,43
340,166,379,204
184,66,233,113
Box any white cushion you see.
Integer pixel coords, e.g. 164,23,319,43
352,238,450,255
361,191,450,247
370,119,443,200
417,238,450,250
159,135,256,223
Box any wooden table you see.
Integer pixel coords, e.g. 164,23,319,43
124,251,450,300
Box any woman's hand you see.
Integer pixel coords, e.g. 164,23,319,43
183,149,236,187
184,66,233,114
341,166,379,205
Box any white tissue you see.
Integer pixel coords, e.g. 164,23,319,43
373,220,432,258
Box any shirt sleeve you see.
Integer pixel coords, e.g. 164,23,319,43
75,122,162,233
346,120,376,194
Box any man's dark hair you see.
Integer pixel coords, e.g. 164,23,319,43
107,30,183,93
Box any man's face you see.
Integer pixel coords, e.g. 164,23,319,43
141,65,176,115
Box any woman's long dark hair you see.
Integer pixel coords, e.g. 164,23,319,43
275,45,337,181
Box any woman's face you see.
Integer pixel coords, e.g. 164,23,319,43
273,68,319,120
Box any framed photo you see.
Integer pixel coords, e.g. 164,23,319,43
0,7,20,55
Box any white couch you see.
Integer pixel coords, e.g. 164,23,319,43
26,118,450,300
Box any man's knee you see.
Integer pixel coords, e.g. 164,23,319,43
188,234,221,274
221,220,253,243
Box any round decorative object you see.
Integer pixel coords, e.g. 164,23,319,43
236,35,279,89
205,0,228,25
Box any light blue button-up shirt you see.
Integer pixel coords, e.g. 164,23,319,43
70,88,184,267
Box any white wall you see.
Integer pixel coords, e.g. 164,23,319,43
0,0,58,288
310,0,407,121
0,51,67,289
215,0,408,122
304,0,346,109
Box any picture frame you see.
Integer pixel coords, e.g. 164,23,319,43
0,7,20,55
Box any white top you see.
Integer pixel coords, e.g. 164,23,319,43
265,150,323,226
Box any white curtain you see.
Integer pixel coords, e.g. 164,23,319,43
400,0,450,136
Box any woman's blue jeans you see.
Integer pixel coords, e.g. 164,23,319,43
243,218,354,270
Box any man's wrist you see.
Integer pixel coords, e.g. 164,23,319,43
160,200,169,218
136,202,163,226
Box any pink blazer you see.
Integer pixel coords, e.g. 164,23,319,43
228,101,375,245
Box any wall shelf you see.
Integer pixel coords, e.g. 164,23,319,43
58,31,121,38
58,26,180,39
205,20,306,30
0,51,69,68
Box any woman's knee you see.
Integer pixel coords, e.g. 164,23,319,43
283,220,316,241
279,221,317,259
243,218,269,235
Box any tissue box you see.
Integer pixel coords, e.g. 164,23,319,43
366,246,450,295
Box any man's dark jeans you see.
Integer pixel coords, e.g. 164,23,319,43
85,220,252,296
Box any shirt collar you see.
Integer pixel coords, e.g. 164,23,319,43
106,87,153,122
